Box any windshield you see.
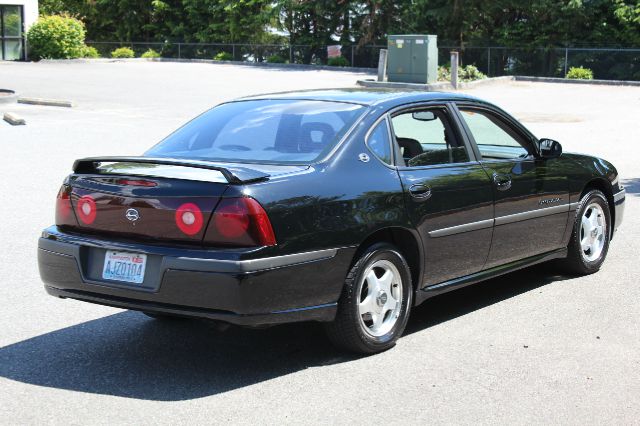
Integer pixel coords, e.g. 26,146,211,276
145,100,365,164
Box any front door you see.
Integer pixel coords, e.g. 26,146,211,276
390,104,495,287
455,104,569,267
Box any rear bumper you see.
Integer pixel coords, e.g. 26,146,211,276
38,226,355,325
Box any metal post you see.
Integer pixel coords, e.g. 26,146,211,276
178,43,181,59
289,45,293,63
487,47,491,76
351,45,355,67
451,50,459,89
564,48,569,77
233,44,236,60
377,49,388,82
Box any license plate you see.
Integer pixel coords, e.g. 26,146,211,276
102,251,147,284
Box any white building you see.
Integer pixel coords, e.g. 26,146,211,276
1,0,38,60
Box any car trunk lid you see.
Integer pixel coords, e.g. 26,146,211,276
60,157,299,245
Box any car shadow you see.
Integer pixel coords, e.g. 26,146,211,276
0,263,571,401
621,178,640,197
405,262,571,334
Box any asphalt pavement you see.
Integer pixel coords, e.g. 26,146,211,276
0,60,638,425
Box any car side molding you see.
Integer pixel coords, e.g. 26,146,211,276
428,204,570,238
428,218,494,238
494,203,569,226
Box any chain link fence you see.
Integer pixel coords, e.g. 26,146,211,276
87,41,386,69
87,41,640,81
440,46,640,81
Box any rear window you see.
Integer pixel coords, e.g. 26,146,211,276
145,100,365,164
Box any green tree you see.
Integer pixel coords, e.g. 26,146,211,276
274,0,350,63
613,0,640,45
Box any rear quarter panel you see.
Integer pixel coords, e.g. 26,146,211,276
229,109,411,259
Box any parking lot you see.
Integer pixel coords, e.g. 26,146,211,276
0,60,638,424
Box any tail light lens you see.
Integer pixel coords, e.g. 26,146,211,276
76,195,97,225
175,203,204,236
205,197,276,247
55,185,76,226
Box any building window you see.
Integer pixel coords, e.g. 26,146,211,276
1,5,24,60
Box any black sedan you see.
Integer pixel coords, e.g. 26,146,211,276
38,89,625,354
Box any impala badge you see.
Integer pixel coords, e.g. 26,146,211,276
539,197,562,206
125,208,141,222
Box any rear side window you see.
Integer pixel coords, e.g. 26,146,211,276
366,119,392,164
146,100,365,164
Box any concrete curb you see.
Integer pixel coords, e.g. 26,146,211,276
356,76,515,91
18,97,74,108
40,58,377,74
0,89,18,104
358,75,640,90
150,58,378,74
514,76,640,87
3,112,25,125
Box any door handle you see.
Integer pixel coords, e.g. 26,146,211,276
409,183,432,200
492,173,512,191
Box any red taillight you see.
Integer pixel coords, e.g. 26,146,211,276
175,203,204,236
206,197,276,247
76,195,97,225
55,185,74,225
214,199,251,239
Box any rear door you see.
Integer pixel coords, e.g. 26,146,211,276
389,103,494,287
454,103,569,267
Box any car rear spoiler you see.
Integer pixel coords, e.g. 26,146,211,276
72,156,270,184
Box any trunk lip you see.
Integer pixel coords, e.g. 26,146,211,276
73,156,272,184
67,174,229,198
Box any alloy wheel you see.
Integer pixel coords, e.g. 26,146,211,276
580,202,607,262
357,259,403,337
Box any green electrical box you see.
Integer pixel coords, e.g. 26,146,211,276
387,35,438,84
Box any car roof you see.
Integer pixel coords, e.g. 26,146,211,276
239,88,482,108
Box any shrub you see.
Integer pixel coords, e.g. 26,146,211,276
26,14,86,60
141,48,161,59
458,65,486,82
437,64,486,82
437,65,451,81
266,54,286,63
81,46,100,58
111,47,134,58
327,56,350,67
567,66,594,80
214,51,233,61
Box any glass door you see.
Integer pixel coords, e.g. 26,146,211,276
1,5,24,60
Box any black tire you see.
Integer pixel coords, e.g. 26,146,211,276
324,243,413,354
559,189,611,275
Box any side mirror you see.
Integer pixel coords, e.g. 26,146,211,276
539,138,562,159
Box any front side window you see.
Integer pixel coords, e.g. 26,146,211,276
390,107,469,167
458,108,530,160
146,100,365,164
366,119,392,164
